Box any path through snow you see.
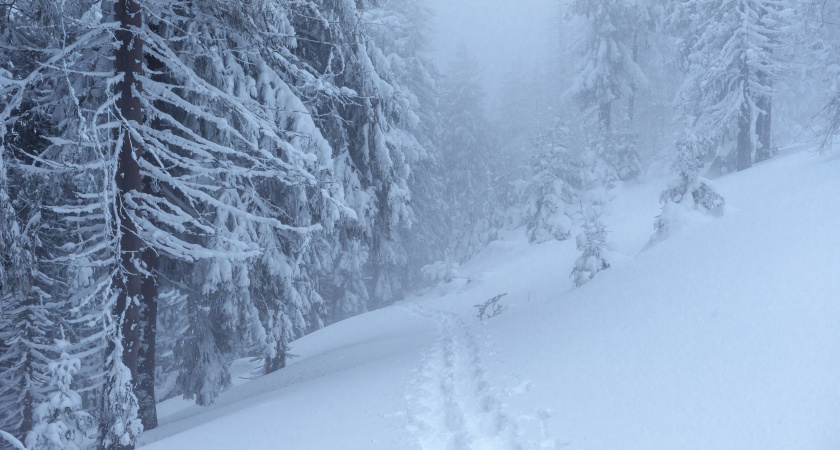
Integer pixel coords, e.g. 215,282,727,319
402,302,522,450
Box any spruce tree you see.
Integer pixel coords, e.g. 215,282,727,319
571,206,610,287
670,0,790,172
524,120,578,244
567,0,646,183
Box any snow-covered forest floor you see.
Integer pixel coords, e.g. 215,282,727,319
139,147,840,449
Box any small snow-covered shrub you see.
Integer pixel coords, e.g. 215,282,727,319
653,176,725,242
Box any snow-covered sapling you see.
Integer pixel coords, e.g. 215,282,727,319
475,293,507,320
571,207,610,287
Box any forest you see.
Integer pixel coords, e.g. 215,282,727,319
2,0,840,449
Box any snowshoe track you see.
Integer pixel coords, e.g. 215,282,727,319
402,303,522,450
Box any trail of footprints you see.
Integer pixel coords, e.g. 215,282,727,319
403,304,522,450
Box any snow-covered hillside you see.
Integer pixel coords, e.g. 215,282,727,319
140,149,840,449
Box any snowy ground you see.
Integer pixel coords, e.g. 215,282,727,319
140,148,840,449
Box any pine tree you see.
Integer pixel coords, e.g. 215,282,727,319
567,0,646,182
0,1,80,442
568,0,648,132
364,0,446,292
26,338,93,450
438,46,505,261
571,206,610,287
670,0,790,172
812,0,840,149
1,0,363,444
524,120,578,244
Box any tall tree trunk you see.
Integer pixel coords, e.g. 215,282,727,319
762,94,772,155
756,77,772,162
112,0,143,447
599,102,611,133
736,56,752,172
135,248,158,430
20,350,32,438
755,8,773,163
627,30,639,124
736,100,752,172
134,19,166,430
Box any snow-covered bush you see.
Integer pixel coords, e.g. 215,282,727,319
653,176,725,241
421,257,461,283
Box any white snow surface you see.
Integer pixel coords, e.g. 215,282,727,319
140,149,840,449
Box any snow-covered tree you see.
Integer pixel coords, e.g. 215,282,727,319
568,0,648,132
566,0,646,183
26,339,93,450
670,0,791,172
437,46,506,261
363,0,448,291
810,0,840,149
0,0,377,444
524,121,578,244
571,206,610,287
650,129,725,244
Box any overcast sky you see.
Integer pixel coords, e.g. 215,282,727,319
424,0,559,98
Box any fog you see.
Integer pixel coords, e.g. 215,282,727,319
425,0,559,98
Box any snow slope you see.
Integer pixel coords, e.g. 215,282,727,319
140,149,840,449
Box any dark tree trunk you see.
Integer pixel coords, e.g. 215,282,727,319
134,19,166,430
736,100,752,172
736,57,752,172
599,102,611,133
20,352,32,437
627,30,639,124
755,7,773,163
136,248,158,430
265,340,288,374
112,0,143,447
756,77,772,162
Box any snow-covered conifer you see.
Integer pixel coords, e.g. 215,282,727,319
364,0,448,291
670,0,791,172
651,129,725,243
568,0,648,132
567,0,646,182
571,207,611,287
26,339,93,450
524,122,576,244
437,46,506,261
